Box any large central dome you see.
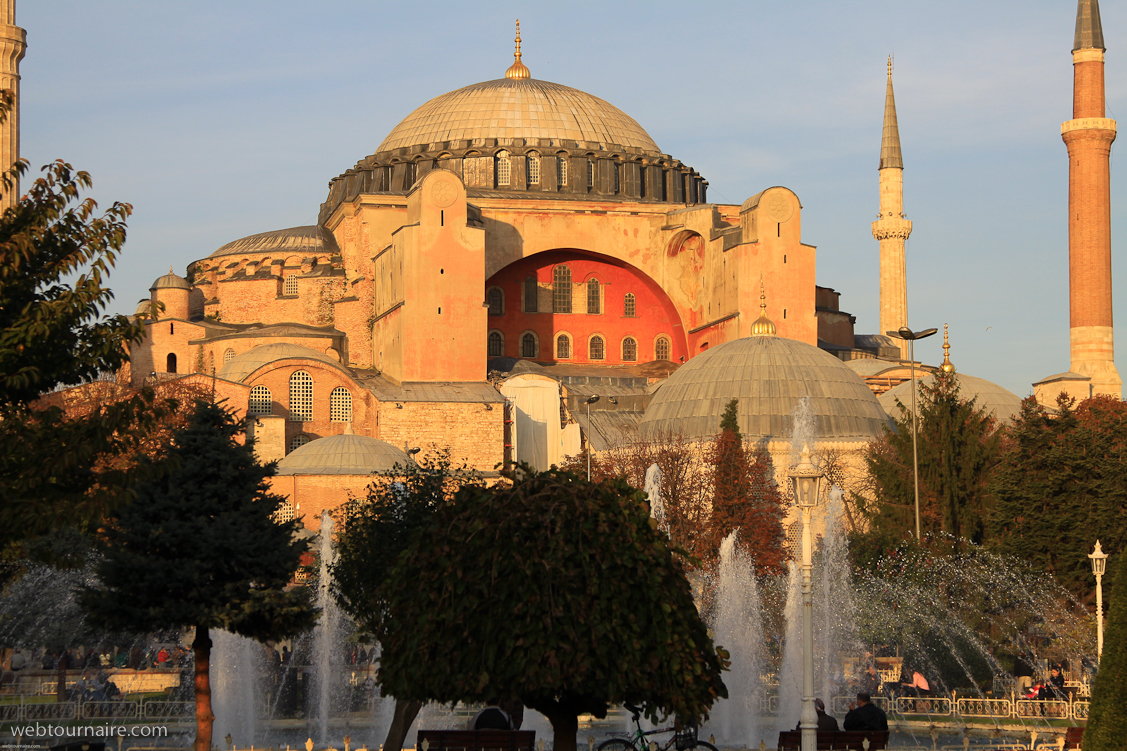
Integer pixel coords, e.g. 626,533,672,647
377,78,662,155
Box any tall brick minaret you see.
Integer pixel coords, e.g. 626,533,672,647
872,58,912,359
0,1,24,209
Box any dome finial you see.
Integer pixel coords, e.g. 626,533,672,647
940,323,955,373
750,277,776,337
505,20,531,79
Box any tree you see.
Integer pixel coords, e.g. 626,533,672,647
989,394,1127,605
376,469,728,751
79,400,317,751
1085,542,1127,750
332,452,482,751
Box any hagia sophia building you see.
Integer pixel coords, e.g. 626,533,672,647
0,2,1118,532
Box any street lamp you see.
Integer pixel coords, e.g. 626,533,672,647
788,442,825,751
885,326,938,541
1089,540,1108,662
585,395,600,480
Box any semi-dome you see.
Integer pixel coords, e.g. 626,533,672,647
878,373,1023,424
377,77,662,155
641,335,890,443
209,226,341,259
218,343,346,383
150,268,190,291
276,433,410,476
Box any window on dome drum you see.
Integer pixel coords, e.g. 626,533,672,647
622,337,637,362
289,371,313,422
223,348,236,364
587,279,601,314
557,157,567,187
248,385,272,416
589,335,605,361
521,333,538,358
496,151,511,187
614,162,620,193
405,161,417,188
527,154,540,184
586,160,594,189
166,353,177,373
487,287,504,316
655,337,671,361
330,387,353,422
488,331,504,357
624,293,636,317
284,274,298,296
557,334,571,359
553,266,572,313
288,434,311,454
524,276,538,313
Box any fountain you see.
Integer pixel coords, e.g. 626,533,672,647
310,510,345,742
212,630,263,747
644,463,666,533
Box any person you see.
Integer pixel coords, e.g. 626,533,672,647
468,698,512,730
857,664,881,695
1039,666,1066,700
900,668,930,697
9,649,26,671
843,692,888,732
1013,653,1033,696
794,698,838,731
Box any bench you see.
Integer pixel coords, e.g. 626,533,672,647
417,730,536,751
777,730,889,750
1065,726,1084,749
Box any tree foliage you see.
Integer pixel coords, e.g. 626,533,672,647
376,468,727,751
1085,543,1127,750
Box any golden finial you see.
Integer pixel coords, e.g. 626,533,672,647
887,55,893,78
505,20,531,79
940,323,955,373
750,277,776,337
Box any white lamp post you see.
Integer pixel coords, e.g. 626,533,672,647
788,442,825,751
885,326,938,540
1089,540,1108,662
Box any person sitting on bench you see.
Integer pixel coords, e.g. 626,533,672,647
843,692,888,732
793,698,838,731
469,698,513,730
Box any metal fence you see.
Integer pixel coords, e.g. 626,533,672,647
143,700,194,719
828,694,1089,721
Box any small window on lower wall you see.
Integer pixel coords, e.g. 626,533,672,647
655,337,671,361
556,334,571,359
589,335,605,360
330,387,352,423
521,332,538,358
488,331,504,358
288,434,311,454
622,337,637,362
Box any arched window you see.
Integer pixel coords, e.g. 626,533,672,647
557,157,568,187
586,159,594,188
249,385,272,416
166,353,177,373
527,154,540,184
488,331,504,358
589,335,605,361
521,332,538,358
288,434,311,454
330,387,353,422
624,293,636,317
556,334,571,359
553,265,572,313
523,276,538,313
487,287,504,316
289,371,313,422
586,279,601,315
284,274,298,296
496,151,511,186
613,162,621,193
622,337,637,362
655,337,671,361
223,348,236,364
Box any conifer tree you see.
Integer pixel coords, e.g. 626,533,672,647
80,400,316,751
1084,544,1127,750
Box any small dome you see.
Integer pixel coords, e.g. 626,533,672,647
218,343,346,383
276,434,410,476
641,336,890,443
134,299,152,316
209,226,341,259
878,373,1023,424
150,268,190,291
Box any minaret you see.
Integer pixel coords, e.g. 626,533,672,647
1063,0,1120,396
872,58,912,360
0,0,23,209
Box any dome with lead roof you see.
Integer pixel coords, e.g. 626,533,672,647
276,434,410,476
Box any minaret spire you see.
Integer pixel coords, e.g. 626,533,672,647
1074,0,1105,52
879,56,903,170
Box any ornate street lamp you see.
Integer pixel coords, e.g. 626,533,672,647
585,395,600,480
788,442,825,751
885,326,938,540
1089,540,1108,661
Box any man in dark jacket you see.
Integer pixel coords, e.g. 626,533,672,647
794,698,839,731
843,692,888,732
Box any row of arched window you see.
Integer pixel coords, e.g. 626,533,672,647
491,151,561,187
247,373,353,423
488,331,670,362
487,269,638,318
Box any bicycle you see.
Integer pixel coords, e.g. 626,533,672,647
596,704,718,751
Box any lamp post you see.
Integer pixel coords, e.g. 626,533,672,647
585,395,600,480
1089,540,1108,662
885,326,938,540
788,442,825,751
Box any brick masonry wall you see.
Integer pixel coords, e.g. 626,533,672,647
379,401,504,472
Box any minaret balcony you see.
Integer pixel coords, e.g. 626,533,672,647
871,217,912,241
1062,117,1117,135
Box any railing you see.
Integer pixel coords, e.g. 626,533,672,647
894,696,953,715
0,704,20,722
22,701,78,721
831,695,891,714
957,697,1013,718
1014,699,1069,719
825,694,1090,721
142,700,195,719
81,700,139,720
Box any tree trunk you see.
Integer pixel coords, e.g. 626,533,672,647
543,707,579,751
381,698,423,751
194,624,215,751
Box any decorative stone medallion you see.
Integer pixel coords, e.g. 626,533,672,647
429,179,458,208
766,193,793,223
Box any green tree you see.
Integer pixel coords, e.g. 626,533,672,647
79,400,316,751
1086,543,1127,750
989,394,1127,604
857,369,1003,551
332,452,481,751
376,469,727,751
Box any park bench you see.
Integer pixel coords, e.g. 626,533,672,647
777,730,889,750
417,730,535,751
1065,726,1084,749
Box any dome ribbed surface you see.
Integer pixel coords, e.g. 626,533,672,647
276,434,410,476
218,343,345,383
209,226,340,259
377,78,661,154
640,336,890,442
878,373,1023,424
150,272,190,290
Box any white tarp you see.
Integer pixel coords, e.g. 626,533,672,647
499,375,562,471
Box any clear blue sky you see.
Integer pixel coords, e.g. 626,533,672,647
18,1,1127,397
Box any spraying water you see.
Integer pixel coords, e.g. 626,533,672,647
212,630,262,746
644,463,666,533
311,510,344,742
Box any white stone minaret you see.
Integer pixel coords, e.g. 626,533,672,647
0,0,24,209
871,58,912,360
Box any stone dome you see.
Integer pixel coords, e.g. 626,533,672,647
640,336,890,443
276,434,410,476
218,343,347,383
209,226,341,259
149,269,190,291
377,78,662,155
878,373,1024,424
